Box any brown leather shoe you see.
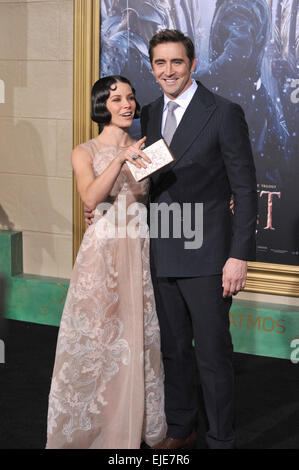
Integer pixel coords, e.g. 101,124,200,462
152,431,197,449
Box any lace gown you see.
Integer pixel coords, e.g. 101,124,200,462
46,139,167,449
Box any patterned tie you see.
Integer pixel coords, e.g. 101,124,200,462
163,101,179,145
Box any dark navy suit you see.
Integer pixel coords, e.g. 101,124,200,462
141,82,257,449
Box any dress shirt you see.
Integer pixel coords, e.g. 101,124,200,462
161,79,198,136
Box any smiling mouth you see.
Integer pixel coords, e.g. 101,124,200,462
120,112,133,118
163,78,178,84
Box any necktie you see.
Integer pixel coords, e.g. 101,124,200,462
163,101,179,146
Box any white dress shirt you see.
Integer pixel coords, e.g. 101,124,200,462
161,79,198,136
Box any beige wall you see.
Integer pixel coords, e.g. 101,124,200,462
0,0,73,279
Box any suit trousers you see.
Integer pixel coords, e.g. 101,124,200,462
151,270,236,449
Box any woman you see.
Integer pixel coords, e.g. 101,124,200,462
46,76,166,449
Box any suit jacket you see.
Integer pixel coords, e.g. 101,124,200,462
141,82,258,277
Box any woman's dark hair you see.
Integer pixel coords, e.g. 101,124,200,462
91,75,140,132
149,29,195,66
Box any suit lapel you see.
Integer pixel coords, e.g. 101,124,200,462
168,83,216,170
149,83,217,188
146,97,163,145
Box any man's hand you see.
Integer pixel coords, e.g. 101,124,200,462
230,195,234,214
84,204,94,226
222,258,247,298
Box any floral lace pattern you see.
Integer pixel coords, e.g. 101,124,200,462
46,140,166,449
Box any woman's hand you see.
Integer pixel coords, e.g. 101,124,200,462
116,136,151,168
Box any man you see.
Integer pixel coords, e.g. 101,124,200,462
85,28,257,449
141,29,257,449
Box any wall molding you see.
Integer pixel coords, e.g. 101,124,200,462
73,0,100,262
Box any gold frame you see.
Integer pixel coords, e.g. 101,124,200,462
73,1,299,297
73,0,100,262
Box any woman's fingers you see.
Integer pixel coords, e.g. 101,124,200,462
118,137,151,168
136,136,147,149
127,152,147,168
126,151,151,168
136,150,151,164
133,137,151,164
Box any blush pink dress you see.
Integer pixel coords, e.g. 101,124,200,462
46,139,166,449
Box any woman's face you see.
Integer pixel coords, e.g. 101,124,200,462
106,81,137,129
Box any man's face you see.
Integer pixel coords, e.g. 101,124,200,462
151,42,197,99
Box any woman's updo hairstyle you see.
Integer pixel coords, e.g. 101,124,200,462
91,76,140,132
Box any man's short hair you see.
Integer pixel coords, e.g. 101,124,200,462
149,29,195,65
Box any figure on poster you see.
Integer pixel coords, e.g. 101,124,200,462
100,1,202,105
271,0,299,165
100,0,173,105
267,0,299,264
198,0,288,189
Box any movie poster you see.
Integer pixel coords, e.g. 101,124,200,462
100,0,299,266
